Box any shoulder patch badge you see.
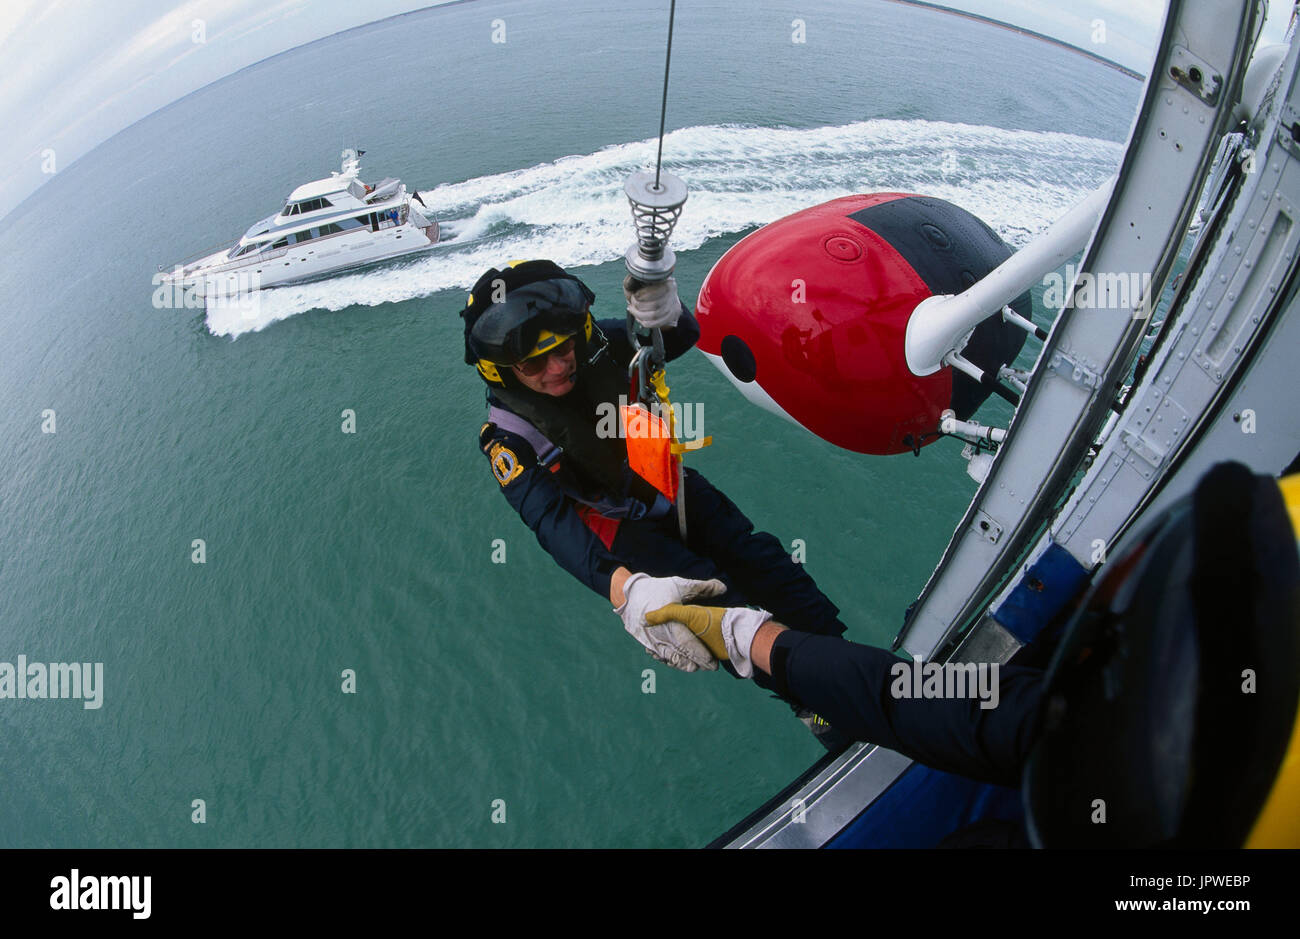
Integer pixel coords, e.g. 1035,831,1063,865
488,441,525,487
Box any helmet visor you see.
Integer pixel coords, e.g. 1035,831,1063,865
470,279,590,366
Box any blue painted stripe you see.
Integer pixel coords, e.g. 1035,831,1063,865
827,763,1024,848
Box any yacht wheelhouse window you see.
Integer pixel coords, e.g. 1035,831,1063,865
283,196,334,216
271,238,288,249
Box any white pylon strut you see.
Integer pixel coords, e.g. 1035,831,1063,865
905,178,1115,377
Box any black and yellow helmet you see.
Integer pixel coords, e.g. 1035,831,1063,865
460,260,596,386
1023,462,1300,847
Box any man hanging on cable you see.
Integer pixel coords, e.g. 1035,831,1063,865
461,259,849,747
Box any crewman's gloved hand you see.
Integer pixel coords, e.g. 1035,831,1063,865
645,604,772,678
624,275,683,329
614,573,727,672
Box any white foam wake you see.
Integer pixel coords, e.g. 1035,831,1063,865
205,119,1123,338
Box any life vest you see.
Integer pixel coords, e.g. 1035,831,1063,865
482,320,689,542
483,322,676,520
486,404,674,524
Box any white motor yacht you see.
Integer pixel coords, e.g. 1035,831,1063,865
161,149,440,293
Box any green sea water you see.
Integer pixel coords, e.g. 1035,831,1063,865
0,0,1139,846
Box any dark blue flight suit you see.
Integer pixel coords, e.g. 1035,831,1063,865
767,632,1044,785
478,308,847,687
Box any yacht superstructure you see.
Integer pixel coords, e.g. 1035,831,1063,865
162,149,440,293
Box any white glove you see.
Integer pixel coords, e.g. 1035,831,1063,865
624,275,683,329
614,572,727,672
718,607,773,679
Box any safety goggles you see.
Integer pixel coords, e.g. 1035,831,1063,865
513,337,576,376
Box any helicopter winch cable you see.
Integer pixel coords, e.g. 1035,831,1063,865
653,0,676,190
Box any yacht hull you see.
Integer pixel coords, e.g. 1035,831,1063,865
162,219,440,294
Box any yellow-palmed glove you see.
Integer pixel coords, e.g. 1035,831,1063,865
644,604,773,677
615,574,725,672
645,604,728,660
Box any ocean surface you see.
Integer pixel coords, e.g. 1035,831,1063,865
0,0,1139,847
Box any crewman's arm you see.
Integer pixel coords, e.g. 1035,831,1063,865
608,566,633,606
483,427,627,601
754,624,1042,788
659,303,700,361
597,299,700,366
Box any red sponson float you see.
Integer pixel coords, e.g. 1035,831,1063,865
695,193,1027,455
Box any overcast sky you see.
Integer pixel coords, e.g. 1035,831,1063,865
0,0,1290,220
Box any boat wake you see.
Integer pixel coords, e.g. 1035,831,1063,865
206,118,1123,338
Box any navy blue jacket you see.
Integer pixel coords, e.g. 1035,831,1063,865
478,310,700,599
